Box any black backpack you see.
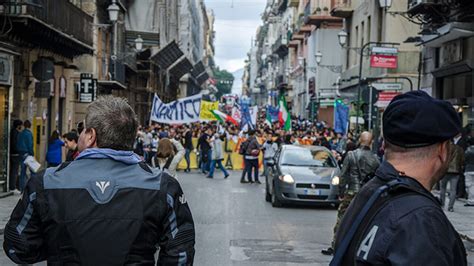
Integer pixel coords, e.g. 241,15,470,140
239,140,250,155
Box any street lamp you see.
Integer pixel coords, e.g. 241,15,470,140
315,51,323,64
338,30,348,47
379,0,393,9
108,0,120,23
135,35,144,51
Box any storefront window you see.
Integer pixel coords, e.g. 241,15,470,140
0,87,9,192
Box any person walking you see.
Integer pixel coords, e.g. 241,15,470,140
262,132,278,178
63,132,80,162
46,130,65,167
3,96,195,265
244,129,262,184
16,120,33,192
440,139,464,211
197,127,212,174
183,125,194,172
322,131,380,256
207,133,230,179
8,119,22,193
465,141,474,206
331,91,466,266
154,137,185,179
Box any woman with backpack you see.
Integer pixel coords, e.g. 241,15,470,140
207,133,230,179
153,138,185,179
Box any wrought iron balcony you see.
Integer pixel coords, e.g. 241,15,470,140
0,0,93,57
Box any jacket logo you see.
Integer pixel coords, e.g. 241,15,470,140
95,181,110,194
179,194,187,204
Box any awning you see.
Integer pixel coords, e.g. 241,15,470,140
169,58,193,79
150,41,184,69
196,72,210,85
191,61,206,77
420,22,474,48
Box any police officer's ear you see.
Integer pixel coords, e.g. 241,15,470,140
437,140,451,165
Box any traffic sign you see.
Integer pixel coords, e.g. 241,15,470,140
371,83,402,91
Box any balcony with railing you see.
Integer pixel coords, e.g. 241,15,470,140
272,34,289,57
289,0,299,8
304,0,343,27
98,59,127,90
0,0,93,57
330,0,353,18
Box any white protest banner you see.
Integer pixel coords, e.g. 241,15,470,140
150,94,202,124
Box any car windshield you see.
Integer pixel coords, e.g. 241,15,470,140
281,149,337,168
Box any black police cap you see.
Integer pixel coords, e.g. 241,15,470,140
383,91,461,148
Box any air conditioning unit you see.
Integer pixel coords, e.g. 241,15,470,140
407,0,439,14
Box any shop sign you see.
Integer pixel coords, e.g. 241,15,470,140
0,53,12,86
376,91,401,108
370,54,398,69
79,73,97,103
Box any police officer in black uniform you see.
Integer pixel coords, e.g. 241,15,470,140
331,91,467,266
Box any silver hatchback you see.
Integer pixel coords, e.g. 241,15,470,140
265,145,341,207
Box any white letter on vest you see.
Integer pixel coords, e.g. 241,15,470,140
357,225,379,260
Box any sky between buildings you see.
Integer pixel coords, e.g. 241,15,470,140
205,0,267,94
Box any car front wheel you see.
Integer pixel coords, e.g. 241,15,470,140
271,181,282,208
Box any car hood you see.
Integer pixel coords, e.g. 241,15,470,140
280,166,338,183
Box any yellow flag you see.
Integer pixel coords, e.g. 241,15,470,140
199,100,219,121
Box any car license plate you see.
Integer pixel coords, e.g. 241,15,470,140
304,189,321,196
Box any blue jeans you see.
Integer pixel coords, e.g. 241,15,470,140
245,158,259,182
209,159,229,178
263,158,271,178
201,150,212,173
19,153,30,192
185,149,192,170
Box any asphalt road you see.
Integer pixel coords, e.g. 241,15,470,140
0,170,337,266
182,170,337,265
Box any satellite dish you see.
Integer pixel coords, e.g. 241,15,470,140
32,58,55,81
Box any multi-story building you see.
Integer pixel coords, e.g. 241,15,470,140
407,0,473,130
0,0,95,188
0,0,215,193
333,0,420,131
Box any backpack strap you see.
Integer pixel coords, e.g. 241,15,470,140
163,156,174,170
330,178,438,266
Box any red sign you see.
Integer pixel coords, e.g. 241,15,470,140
370,54,398,69
379,92,401,101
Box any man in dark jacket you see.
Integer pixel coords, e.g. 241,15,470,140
9,119,22,192
331,91,466,266
322,131,380,256
244,129,262,184
197,127,212,174
16,120,34,192
3,96,195,265
183,125,194,173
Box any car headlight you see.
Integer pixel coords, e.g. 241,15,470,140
279,174,295,184
332,176,340,186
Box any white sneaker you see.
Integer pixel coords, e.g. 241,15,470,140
12,189,21,195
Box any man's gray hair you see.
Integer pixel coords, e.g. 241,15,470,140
85,96,138,151
384,141,439,161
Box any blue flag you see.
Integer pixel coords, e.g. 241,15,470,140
334,100,349,134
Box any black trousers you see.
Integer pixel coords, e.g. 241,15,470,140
9,154,20,190
245,159,259,182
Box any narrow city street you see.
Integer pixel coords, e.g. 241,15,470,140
1,170,474,265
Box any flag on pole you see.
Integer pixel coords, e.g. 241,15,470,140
278,95,291,131
211,109,239,126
